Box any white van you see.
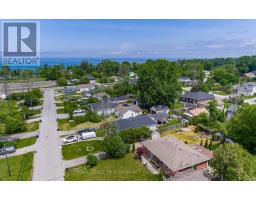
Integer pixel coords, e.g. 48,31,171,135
80,131,96,140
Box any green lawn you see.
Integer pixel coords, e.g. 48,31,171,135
26,122,39,132
57,108,66,114
0,137,37,149
0,76,45,84
62,140,103,160
55,102,64,107
0,152,34,181
96,128,107,137
212,91,229,95
65,153,162,181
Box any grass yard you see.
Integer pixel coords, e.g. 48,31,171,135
57,108,66,114
96,128,107,137
62,140,103,160
0,76,45,84
161,125,211,145
0,137,37,149
0,152,34,181
58,116,116,131
55,102,64,107
65,153,162,181
26,122,40,132
212,91,229,95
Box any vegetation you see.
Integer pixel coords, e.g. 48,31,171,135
119,127,151,144
0,137,37,149
65,153,162,181
227,104,256,153
0,152,34,181
62,140,103,160
102,135,130,158
211,143,256,181
86,154,98,167
137,59,181,108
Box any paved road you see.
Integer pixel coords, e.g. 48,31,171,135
244,97,256,105
0,144,37,159
62,152,108,169
0,130,39,142
33,88,64,181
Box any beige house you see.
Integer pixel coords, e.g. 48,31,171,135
115,104,143,119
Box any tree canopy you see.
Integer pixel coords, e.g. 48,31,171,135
137,59,181,108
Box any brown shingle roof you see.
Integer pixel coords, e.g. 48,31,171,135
141,136,211,172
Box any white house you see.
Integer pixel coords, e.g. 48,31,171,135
77,84,96,93
115,104,142,119
236,82,256,96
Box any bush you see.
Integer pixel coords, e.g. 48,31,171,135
119,127,151,144
102,135,129,158
86,154,98,167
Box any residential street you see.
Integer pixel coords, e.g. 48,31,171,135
33,88,64,181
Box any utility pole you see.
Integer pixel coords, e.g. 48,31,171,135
4,144,11,177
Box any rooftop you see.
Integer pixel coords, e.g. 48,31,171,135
182,91,214,101
150,105,169,112
114,115,156,131
141,136,212,172
115,104,142,115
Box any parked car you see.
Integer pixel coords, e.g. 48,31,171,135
73,109,85,114
63,135,78,144
0,145,16,155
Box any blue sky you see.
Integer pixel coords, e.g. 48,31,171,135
1,19,256,59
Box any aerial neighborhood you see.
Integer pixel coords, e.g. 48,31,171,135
0,56,256,181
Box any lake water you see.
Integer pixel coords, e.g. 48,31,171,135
0,57,178,69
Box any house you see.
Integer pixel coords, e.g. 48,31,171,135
88,99,118,116
236,82,256,96
150,113,170,124
93,92,110,100
243,71,256,79
115,104,142,119
129,71,137,78
87,75,96,84
64,87,76,95
114,115,156,132
181,91,214,105
184,107,209,118
197,98,224,110
140,136,212,177
77,84,96,93
226,104,239,119
179,76,194,85
150,105,169,114
110,94,133,104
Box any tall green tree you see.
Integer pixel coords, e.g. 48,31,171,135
212,143,256,181
137,59,181,108
227,104,256,153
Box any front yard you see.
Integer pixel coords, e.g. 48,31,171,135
161,125,211,145
26,121,40,132
0,152,34,181
65,153,162,181
0,137,37,149
62,140,103,160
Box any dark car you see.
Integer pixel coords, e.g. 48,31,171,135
0,145,16,155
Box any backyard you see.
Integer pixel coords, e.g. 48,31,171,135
0,152,34,181
62,140,103,160
65,153,162,181
161,125,211,144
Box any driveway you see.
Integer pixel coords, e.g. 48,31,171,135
244,97,256,105
0,130,39,142
33,88,64,181
0,144,37,159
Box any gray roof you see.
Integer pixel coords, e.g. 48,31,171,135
227,104,239,113
150,105,169,112
141,137,211,172
114,115,156,131
87,75,96,80
150,113,169,121
89,100,118,111
182,92,214,101
110,94,133,102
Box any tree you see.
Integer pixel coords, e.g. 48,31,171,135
102,135,129,158
86,154,98,167
57,77,67,86
204,139,209,148
227,104,256,153
119,127,151,144
137,59,181,108
211,143,256,181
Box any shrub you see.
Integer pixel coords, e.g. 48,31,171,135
86,154,98,167
102,135,129,158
